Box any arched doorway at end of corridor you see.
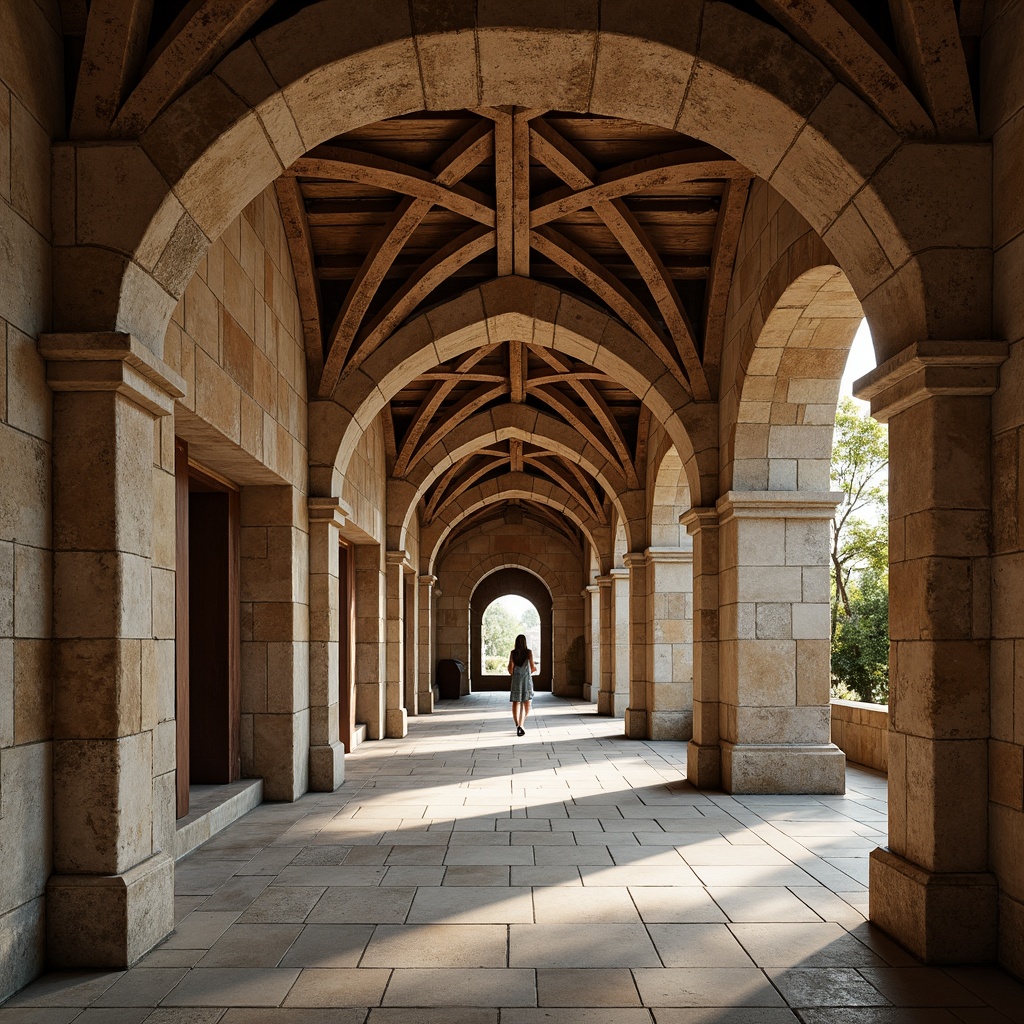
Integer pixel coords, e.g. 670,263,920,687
470,569,553,693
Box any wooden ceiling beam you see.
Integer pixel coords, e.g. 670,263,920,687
274,176,325,389
753,0,932,135
405,382,510,475
523,455,605,523
71,0,153,138
635,406,652,481
425,455,507,524
532,148,747,226
111,0,276,136
701,177,750,399
291,147,495,226
530,225,690,395
509,340,527,403
510,438,524,473
529,384,625,478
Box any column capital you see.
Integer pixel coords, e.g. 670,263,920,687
583,584,599,595
386,549,414,573
854,340,1007,422
40,331,186,417
622,551,648,570
680,506,719,534
307,495,352,527
608,566,630,580
594,574,614,588
419,574,438,589
716,490,843,523
644,546,694,563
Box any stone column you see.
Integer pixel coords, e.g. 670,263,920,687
418,575,437,713
857,342,1005,963
716,491,845,794
607,567,630,717
682,508,722,788
404,570,419,716
646,546,694,740
307,497,348,791
240,486,310,801
384,549,410,738
354,544,385,740
583,584,600,701
624,552,649,738
41,333,183,967
595,574,615,714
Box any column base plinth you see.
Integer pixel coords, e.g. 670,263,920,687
47,851,174,968
418,689,435,713
385,707,408,738
597,692,629,717
721,741,846,794
686,740,721,788
870,847,997,962
624,707,648,739
309,741,345,792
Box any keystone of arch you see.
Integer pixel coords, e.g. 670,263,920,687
56,1,966,378
421,471,602,576
309,276,713,505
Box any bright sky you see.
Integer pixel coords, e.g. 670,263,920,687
491,594,534,617
840,318,876,409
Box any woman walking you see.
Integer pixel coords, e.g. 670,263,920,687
507,633,536,737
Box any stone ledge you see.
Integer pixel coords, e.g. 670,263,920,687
721,741,846,794
831,698,889,773
173,778,263,861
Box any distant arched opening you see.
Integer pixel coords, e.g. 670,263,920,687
469,569,553,692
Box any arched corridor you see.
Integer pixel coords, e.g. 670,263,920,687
8,694,1024,1019
3,0,1024,1006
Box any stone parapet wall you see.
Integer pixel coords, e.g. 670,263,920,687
830,699,889,773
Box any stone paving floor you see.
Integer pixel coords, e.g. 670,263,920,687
5,692,1024,1024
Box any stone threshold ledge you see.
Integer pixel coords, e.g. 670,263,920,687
173,779,263,861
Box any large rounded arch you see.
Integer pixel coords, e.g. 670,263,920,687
422,472,603,576
313,277,711,503
59,3,970,388
726,265,863,492
388,404,632,553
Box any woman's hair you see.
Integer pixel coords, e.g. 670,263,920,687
511,633,530,666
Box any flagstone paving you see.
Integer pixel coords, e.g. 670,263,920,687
5,692,1024,1023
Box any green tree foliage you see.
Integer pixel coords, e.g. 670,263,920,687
830,396,889,703
482,601,519,659
831,569,889,704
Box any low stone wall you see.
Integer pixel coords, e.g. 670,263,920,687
830,699,889,773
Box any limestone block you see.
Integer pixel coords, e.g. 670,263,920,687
989,740,1024,810
755,603,791,639
902,735,988,874
796,640,830,706
54,638,144,739
721,741,845,794
55,550,152,640
890,639,988,740
1000,891,1024,980
12,638,50,744
0,426,50,549
791,603,829,640
11,541,49,640
0,740,51,911
252,708,309,801
650,709,693,742
731,704,831,746
53,733,153,875
6,324,50,442
869,847,996,963
0,896,45,1004
591,1,697,126
47,851,174,969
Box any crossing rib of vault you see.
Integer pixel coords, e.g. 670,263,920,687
279,108,754,535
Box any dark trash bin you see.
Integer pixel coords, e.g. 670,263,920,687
437,658,465,700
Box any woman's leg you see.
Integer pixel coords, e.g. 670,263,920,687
512,701,522,727
522,699,532,723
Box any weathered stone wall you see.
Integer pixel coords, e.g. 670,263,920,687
831,699,888,773
164,187,307,489
435,521,585,695
163,187,312,802
985,0,1024,979
0,0,61,999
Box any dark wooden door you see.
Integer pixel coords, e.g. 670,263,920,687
186,477,241,785
339,539,356,752
174,440,191,817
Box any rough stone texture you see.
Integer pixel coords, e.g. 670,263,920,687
831,699,889,773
